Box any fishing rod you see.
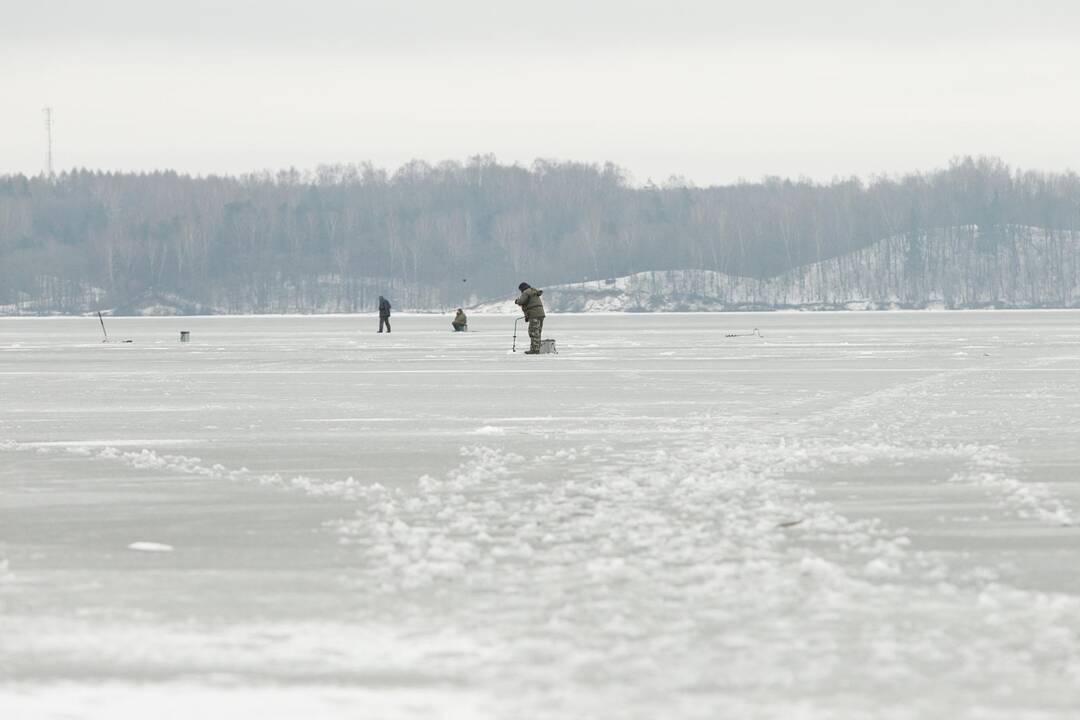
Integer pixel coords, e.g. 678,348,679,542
512,317,522,352
96,311,132,343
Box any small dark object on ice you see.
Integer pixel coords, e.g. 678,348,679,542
726,327,763,338
776,519,804,528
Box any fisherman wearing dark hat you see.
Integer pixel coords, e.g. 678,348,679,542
514,282,545,353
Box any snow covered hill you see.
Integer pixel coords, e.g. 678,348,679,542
5,225,1078,316
474,225,1080,313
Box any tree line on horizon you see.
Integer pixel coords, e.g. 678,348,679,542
1,155,1079,313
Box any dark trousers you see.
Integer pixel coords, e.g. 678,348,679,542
452,323,466,332
379,316,391,333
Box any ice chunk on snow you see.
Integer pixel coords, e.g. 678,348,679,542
128,542,174,553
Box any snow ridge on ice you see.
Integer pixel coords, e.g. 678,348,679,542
323,433,1080,717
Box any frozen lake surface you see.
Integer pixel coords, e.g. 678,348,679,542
2,312,1079,719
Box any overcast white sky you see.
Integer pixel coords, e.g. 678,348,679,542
4,0,1079,185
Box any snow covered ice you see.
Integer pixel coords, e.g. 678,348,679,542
2,311,1080,719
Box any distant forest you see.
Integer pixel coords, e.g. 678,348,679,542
2,156,1080,313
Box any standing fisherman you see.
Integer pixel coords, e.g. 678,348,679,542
514,282,545,353
377,295,392,333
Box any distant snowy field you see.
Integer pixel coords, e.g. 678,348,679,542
2,312,1079,719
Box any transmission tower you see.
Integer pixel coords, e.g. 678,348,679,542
43,107,54,178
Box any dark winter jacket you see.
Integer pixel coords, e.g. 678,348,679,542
378,296,391,317
452,309,467,327
515,287,545,320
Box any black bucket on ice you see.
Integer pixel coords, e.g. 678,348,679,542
180,331,190,343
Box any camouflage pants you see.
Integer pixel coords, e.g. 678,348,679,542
528,317,544,352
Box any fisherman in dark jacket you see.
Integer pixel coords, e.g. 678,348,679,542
514,282,545,353
378,295,391,333
451,308,468,332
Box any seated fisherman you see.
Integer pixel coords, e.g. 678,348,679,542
451,308,468,332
